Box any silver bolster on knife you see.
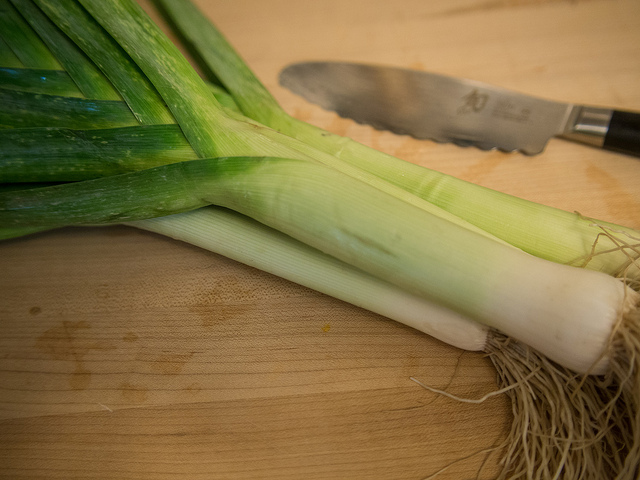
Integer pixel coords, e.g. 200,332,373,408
560,106,614,147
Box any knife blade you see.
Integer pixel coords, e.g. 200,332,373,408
279,61,640,157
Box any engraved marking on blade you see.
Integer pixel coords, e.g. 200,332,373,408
491,99,532,123
458,89,489,114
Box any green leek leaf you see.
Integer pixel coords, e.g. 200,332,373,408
0,0,61,69
0,88,138,128
0,124,197,181
0,67,83,97
34,0,173,124
11,0,120,100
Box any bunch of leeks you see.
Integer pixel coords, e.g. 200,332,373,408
1,0,639,478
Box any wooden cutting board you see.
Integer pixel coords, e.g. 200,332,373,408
1,0,639,478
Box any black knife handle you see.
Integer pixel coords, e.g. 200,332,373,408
603,110,640,157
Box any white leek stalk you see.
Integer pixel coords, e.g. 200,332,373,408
131,206,490,353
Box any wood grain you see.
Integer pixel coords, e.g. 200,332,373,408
1,0,639,478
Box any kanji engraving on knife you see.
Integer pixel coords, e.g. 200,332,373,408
458,89,489,114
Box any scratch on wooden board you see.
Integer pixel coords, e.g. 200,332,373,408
436,0,594,18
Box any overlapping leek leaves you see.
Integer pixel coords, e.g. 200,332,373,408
154,0,640,281
1,0,640,478
0,0,499,350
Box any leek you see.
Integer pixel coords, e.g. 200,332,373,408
156,0,640,280
0,91,498,242
1,155,634,375
0,0,639,477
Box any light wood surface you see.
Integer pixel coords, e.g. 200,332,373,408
1,0,640,478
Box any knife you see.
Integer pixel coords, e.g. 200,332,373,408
279,61,640,157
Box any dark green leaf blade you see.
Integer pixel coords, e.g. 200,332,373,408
10,0,120,100
0,36,23,68
0,124,198,182
0,89,138,129
0,158,224,226
0,0,61,69
0,67,83,97
34,0,174,124
80,0,227,157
